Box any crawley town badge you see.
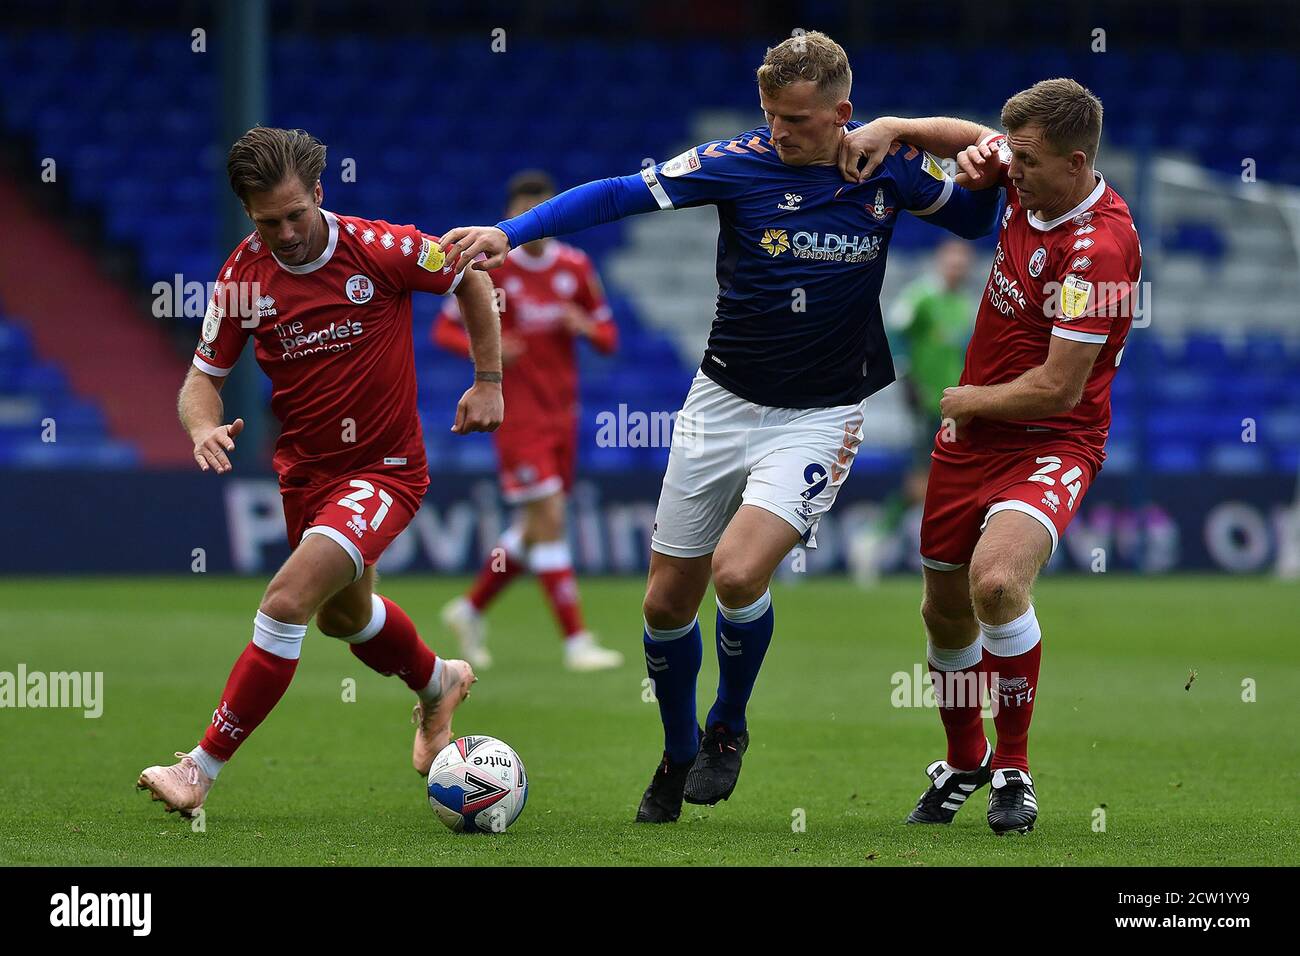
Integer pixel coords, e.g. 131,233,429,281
345,274,374,304
1029,246,1047,278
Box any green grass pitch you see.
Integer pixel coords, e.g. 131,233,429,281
1,575,1296,866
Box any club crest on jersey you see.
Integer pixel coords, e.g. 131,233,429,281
1028,246,1047,278
345,274,374,305
778,192,803,212
551,270,578,297
869,187,894,221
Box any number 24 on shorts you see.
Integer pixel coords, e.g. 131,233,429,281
1027,456,1083,510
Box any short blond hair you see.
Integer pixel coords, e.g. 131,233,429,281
1001,78,1103,163
756,30,852,104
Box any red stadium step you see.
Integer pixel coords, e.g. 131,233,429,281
0,175,191,466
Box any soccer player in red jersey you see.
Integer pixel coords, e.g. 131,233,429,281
433,171,623,672
841,79,1142,834
136,127,504,817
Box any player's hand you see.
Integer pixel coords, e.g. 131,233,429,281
952,141,1000,191
559,303,595,339
838,117,901,183
939,386,980,430
192,418,244,474
501,334,527,367
451,381,504,434
441,226,511,274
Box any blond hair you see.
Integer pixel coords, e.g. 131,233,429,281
226,126,328,202
756,31,851,104
1001,78,1103,163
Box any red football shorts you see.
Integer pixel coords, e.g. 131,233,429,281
920,439,1098,570
280,470,427,581
495,421,576,504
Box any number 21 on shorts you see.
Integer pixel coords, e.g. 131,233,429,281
1027,456,1083,510
336,479,394,530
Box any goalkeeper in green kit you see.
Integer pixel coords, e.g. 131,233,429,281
852,238,975,583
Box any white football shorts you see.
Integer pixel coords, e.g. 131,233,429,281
651,370,869,558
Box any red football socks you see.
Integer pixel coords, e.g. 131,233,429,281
980,606,1043,773
348,596,437,693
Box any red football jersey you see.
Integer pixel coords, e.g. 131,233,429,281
959,137,1142,464
193,209,461,483
434,241,616,433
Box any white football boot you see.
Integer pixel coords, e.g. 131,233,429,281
441,596,492,670
563,632,624,672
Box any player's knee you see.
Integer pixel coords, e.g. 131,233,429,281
710,556,766,609
968,563,1025,620
316,603,369,638
921,595,972,637
642,589,694,632
259,579,314,626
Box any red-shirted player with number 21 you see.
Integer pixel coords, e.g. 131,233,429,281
136,127,504,817
434,171,624,673
840,79,1142,835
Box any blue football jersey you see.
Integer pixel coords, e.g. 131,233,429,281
638,124,984,408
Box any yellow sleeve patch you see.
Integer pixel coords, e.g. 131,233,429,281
921,152,947,181
1061,274,1093,320
417,236,445,273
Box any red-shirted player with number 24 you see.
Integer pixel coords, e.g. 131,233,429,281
136,127,504,817
840,79,1141,834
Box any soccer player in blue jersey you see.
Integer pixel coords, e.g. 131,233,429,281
443,31,1002,823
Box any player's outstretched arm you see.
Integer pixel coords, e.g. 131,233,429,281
839,116,999,183
443,174,662,274
450,268,505,434
178,366,244,473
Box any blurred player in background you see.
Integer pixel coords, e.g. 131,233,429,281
442,32,1002,823
137,127,503,818
851,239,975,585
841,79,1142,835
434,171,624,672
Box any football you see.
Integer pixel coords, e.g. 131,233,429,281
426,735,529,833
